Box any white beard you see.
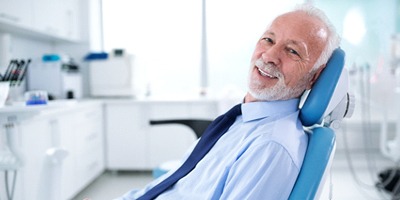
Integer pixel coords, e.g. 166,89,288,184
248,59,311,101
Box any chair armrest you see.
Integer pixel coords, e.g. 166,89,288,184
149,119,213,138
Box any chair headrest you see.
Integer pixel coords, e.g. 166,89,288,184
299,48,354,127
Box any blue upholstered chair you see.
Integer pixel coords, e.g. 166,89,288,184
289,48,354,199
150,48,355,199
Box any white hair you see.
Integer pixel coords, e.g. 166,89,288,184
247,4,341,101
294,4,341,72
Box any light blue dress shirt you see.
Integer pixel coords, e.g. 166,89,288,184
116,99,308,200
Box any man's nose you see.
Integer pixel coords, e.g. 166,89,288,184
261,46,281,66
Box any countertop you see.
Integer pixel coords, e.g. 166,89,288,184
0,97,227,123
0,99,103,123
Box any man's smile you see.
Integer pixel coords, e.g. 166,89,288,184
256,67,278,79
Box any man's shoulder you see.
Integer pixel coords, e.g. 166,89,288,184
251,111,307,168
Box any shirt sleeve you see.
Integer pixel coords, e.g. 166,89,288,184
219,141,300,200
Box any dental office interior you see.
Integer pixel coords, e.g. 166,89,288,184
0,0,399,199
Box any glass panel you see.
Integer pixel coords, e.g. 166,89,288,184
102,0,202,97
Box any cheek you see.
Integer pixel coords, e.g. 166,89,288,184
281,61,311,87
296,60,312,73
251,45,264,61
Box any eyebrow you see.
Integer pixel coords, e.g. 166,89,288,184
287,40,303,47
263,31,308,56
287,40,307,53
265,32,305,48
265,31,275,36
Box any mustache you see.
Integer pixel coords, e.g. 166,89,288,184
254,59,282,78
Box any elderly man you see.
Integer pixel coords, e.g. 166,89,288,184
117,4,340,200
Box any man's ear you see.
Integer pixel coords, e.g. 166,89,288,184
306,64,326,90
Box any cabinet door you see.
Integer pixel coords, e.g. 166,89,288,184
58,105,105,199
105,103,149,170
0,104,105,200
105,101,219,170
57,0,81,40
73,106,105,190
188,101,219,119
0,0,33,28
17,117,55,200
33,0,80,40
33,0,62,36
148,102,198,168
57,113,76,200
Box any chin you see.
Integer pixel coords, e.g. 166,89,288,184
247,81,298,101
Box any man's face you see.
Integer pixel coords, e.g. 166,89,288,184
246,11,328,102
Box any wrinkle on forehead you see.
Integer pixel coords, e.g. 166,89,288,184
275,11,328,65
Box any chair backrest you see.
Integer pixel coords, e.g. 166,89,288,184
289,48,354,200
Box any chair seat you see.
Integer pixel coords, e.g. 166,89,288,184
153,160,182,179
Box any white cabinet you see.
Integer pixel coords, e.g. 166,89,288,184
0,0,81,42
105,100,219,170
62,0,81,41
105,102,149,170
33,0,81,41
0,0,33,28
0,102,104,200
58,104,105,200
33,0,61,36
11,116,54,200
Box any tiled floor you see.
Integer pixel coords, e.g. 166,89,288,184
73,151,398,200
319,151,395,200
73,171,153,200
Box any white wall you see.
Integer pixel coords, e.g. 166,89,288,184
101,0,304,99
315,0,398,153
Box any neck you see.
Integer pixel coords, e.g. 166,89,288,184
244,92,301,103
244,92,260,103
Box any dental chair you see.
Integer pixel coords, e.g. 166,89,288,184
289,48,354,199
150,48,354,199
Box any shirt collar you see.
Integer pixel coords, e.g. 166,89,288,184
241,98,300,122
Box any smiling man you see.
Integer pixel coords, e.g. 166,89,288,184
246,8,333,102
116,4,340,200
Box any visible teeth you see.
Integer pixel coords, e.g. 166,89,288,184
258,68,274,78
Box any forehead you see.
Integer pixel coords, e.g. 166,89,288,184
267,11,328,57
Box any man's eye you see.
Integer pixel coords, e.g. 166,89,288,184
288,48,300,56
286,47,302,61
263,37,274,44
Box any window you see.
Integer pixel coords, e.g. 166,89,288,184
102,0,302,98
